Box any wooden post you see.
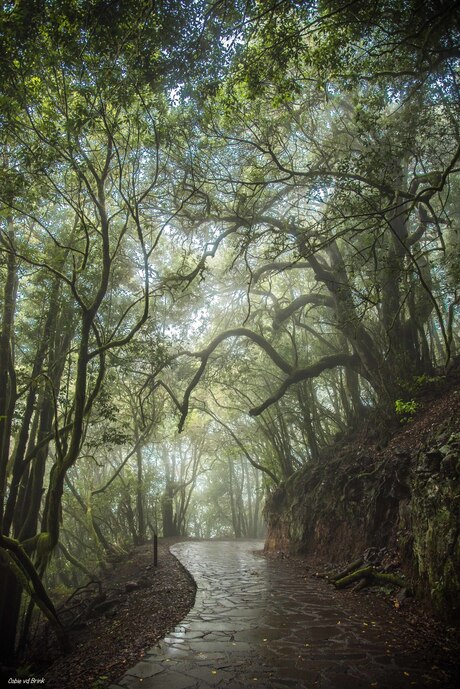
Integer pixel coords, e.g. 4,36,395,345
153,532,158,567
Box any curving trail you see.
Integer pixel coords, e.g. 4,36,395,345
109,540,452,689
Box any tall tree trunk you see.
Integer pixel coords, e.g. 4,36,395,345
0,556,21,664
135,441,146,545
0,216,19,664
161,482,178,537
228,458,241,538
4,277,61,536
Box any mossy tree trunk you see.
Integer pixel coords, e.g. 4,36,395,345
0,215,19,662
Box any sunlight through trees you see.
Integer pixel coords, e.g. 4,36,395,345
0,0,459,665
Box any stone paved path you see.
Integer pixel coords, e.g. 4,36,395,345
109,540,453,689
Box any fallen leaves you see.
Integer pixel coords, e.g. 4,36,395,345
35,541,196,689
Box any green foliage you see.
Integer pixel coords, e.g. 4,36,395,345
399,374,445,398
394,399,418,423
412,375,444,392
1,0,460,664
90,677,109,689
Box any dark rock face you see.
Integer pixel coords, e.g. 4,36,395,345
264,390,460,619
264,452,402,560
398,424,460,619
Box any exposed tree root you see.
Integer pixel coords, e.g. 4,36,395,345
330,558,364,582
333,564,406,590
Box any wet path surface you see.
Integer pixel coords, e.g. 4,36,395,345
110,540,453,689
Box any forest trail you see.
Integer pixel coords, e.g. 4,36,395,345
109,540,456,689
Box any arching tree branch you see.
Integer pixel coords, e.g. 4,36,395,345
273,293,334,329
252,261,312,282
249,353,359,416
183,328,293,373
177,328,293,431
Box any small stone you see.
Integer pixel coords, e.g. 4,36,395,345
125,581,141,592
105,608,118,618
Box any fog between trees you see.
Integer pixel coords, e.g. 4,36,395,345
0,0,459,663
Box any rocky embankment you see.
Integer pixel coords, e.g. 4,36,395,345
264,382,460,619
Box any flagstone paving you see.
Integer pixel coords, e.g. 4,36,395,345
109,540,455,689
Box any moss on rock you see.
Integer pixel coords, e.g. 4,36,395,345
264,390,460,619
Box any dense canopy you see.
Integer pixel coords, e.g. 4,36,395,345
0,0,459,665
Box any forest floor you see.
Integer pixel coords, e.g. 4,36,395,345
21,373,460,688
27,538,196,689
281,553,460,687
23,536,460,689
